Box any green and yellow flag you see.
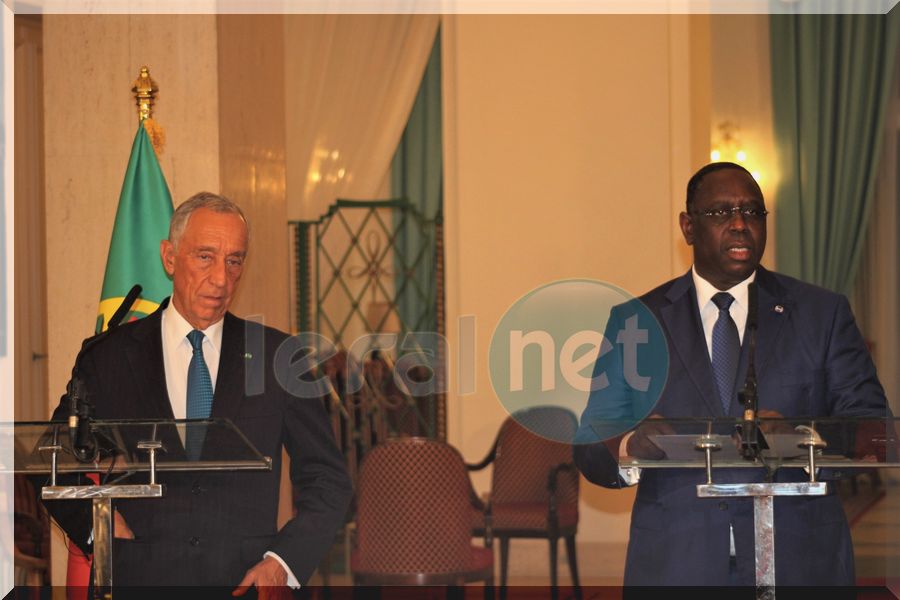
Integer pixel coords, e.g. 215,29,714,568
96,122,173,333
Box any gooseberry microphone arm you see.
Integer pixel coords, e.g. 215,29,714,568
737,282,767,460
66,284,143,463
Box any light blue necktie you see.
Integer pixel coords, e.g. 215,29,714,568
186,330,214,459
711,292,740,414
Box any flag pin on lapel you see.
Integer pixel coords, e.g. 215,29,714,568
774,305,784,313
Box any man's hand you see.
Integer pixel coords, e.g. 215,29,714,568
232,556,290,599
113,510,134,539
626,414,674,460
757,409,793,435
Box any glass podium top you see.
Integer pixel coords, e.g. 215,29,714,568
589,416,900,469
6,418,271,474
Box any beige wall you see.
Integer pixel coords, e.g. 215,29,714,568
441,15,712,575
42,14,220,584
43,14,221,417
14,15,48,423
710,14,778,268
217,15,290,332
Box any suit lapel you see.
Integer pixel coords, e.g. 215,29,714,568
210,312,245,422
125,303,175,419
660,273,723,417
750,267,789,383
729,267,790,415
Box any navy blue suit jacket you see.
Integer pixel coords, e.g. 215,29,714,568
44,299,352,586
574,267,888,586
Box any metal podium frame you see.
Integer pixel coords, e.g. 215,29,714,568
594,416,900,599
12,418,272,599
691,426,827,600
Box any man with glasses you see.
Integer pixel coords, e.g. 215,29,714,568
575,162,888,586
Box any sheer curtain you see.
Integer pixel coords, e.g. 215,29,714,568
283,14,440,221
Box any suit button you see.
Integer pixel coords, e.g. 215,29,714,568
189,536,200,547
192,483,201,495
719,501,728,510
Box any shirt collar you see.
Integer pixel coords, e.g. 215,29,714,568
162,298,224,353
691,265,756,311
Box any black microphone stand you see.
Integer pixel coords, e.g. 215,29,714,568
737,282,767,461
67,285,143,463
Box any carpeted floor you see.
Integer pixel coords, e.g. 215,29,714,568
306,477,900,595
838,471,887,527
846,478,900,589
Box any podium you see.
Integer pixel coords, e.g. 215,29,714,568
12,418,272,599
591,416,899,599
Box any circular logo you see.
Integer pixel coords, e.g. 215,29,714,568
488,279,668,444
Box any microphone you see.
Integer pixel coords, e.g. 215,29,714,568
108,284,143,332
738,282,761,459
747,280,758,331
68,284,143,463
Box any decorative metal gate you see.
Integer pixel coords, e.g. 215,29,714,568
290,199,445,484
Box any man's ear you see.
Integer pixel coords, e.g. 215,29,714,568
160,240,176,277
679,212,694,246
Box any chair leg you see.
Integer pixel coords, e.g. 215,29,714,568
485,574,496,600
565,534,582,600
549,536,559,600
499,536,510,600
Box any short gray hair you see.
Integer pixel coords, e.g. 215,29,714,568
169,192,249,248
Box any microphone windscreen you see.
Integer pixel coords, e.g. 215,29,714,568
748,282,758,329
109,284,143,330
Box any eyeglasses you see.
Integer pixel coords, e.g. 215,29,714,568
692,206,769,224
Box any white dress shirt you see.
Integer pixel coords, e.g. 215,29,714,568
692,265,755,359
161,300,223,418
160,300,300,588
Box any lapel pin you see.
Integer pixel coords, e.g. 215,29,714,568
774,305,784,313
244,352,253,359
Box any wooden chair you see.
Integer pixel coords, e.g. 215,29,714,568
468,406,581,600
14,474,50,589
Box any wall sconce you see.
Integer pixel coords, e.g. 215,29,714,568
711,121,762,183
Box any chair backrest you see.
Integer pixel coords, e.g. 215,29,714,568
491,406,579,506
14,474,50,562
354,437,477,574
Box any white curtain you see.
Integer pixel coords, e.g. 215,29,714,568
284,14,440,220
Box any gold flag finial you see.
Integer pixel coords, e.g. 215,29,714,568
132,66,165,155
132,66,158,122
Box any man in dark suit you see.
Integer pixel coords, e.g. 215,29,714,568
44,192,352,591
574,162,888,586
